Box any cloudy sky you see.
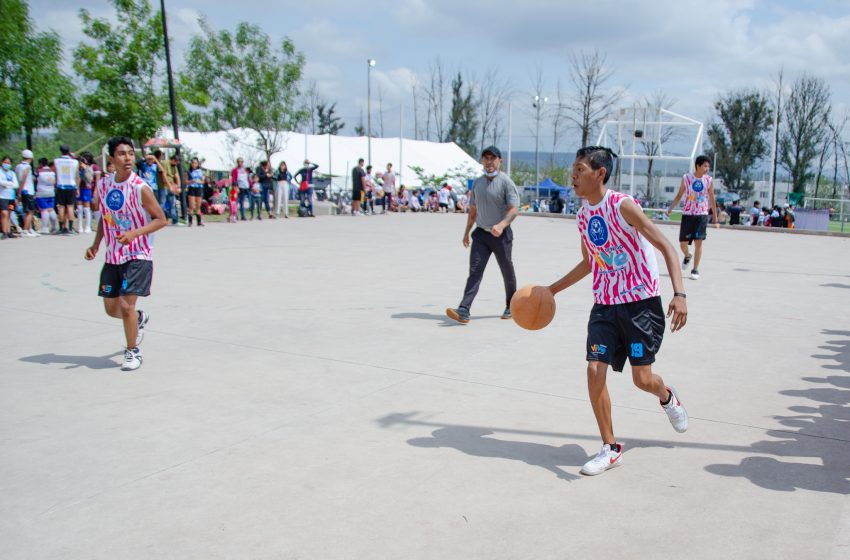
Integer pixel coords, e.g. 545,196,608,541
30,0,850,152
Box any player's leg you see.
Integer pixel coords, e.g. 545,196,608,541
491,227,517,316
117,294,139,349
587,360,614,443
692,239,703,278
631,364,668,400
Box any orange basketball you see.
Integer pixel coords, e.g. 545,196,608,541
510,284,556,330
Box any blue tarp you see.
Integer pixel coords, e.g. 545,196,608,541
523,177,572,198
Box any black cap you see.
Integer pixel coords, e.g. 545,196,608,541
481,145,502,159
59,144,71,154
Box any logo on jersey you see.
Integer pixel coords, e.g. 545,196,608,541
691,179,705,193
593,245,629,271
587,216,609,246
105,189,125,211
590,344,608,355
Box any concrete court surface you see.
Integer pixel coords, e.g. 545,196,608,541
1,211,849,560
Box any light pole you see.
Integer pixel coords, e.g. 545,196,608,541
159,0,185,220
367,59,376,166
533,94,548,197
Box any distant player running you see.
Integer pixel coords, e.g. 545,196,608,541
85,137,167,371
548,146,689,476
666,155,719,280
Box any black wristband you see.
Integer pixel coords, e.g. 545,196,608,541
674,292,687,298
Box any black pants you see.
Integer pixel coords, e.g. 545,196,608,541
460,226,516,311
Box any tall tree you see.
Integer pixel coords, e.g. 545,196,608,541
445,72,478,156
780,74,831,195
476,68,511,153
316,102,344,135
424,58,448,141
74,0,170,145
564,50,624,147
179,18,307,164
548,79,567,169
706,89,773,198
0,0,72,146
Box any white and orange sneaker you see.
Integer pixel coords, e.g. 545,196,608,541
663,385,689,433
580,443,623,476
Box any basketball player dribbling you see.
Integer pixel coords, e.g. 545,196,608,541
548,146,690,476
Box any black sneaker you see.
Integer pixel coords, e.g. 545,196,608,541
446,307,470,324
682,254,692,270
501,306,512,320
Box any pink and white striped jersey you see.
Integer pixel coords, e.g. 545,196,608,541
96,172,154,265
681,172,712,215
577,190,660,305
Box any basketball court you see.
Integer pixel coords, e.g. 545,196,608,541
1,213,848,559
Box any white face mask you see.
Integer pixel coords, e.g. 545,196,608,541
484,170,498,178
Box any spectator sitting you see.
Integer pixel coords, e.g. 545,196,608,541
428,190,440,212
410,189,421,212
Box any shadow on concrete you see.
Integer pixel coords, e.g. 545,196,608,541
705,329,850,494
407,426,585,481
391,312,502,326
821,283,850,289
19,352,123,370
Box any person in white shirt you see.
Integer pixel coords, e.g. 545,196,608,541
35,158,58,233
382,163,397,213
16,149,38,236
55,144,80,234
1,155,20,239
438,183,451,212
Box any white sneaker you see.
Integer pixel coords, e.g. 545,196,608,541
84,227,92,233
39,227,50,234
29,230,40,237
663,386,689,433
121,347,143,371
580,443,623,476
135,310,149,346
690,269,699,280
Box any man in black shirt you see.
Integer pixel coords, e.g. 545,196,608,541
351,158,365,216
728,200,742,225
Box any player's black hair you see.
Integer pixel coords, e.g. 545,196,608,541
358,158,365,164
107,136,135,157
575,146,618,185
367,165,372,171
1,155,11,163
38,157,49,167
695,155,710,167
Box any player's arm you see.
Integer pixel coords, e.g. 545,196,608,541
85,212,105,260
666,181,686,216
620,199,687,331
548,243,591,295
117,186,167,245
491,183,519,237
709,182,719,228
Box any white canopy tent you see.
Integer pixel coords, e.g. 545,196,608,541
160,128,482,191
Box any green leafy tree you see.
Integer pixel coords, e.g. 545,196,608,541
780,74,832,195
179,18,307,163
706,89,773,198
0,0,73,146
445,72,478,156
317,102,344,134
73,0,169,146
